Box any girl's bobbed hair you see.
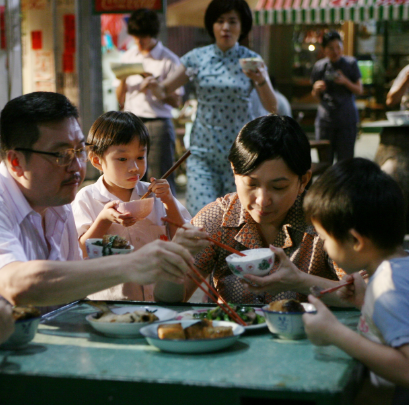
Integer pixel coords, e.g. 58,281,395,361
87,111,149,157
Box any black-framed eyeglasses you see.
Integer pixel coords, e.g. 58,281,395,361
15,145,90,167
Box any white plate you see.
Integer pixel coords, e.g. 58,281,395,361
175,308,267,331
86,306,177,338
140,320,245,354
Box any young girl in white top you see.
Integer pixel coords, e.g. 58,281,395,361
72,111,191,301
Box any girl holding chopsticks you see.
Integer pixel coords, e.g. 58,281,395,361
72,111,197,301
156,115,349,306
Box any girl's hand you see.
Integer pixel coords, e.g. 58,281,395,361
336,272,367,309
150,178,173,204
302,295,343,346
172,223,210,255
99,200,137,228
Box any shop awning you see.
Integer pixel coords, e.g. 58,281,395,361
254,0,409,24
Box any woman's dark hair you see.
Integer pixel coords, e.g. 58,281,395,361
87,111,149,157
204,0,252,42
322,30,342,48
228,114,311,177
127,8,160,38
304,158,405,250
0,91,78,160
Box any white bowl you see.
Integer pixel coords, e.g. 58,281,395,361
239,57,264,72
0,317,41,350
140,320,244,353
262,302,316,340
226,248,274,278
85,238,134,259
386,111,409,126
86,306,178,338
117,198,154,220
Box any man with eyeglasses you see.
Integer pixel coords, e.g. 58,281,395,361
0,92,199,309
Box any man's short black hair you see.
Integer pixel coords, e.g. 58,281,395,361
0,91,79,160
322,30,342,48
127,8,160,38
228,114,311,177
204,0,253,43
304,158,405,251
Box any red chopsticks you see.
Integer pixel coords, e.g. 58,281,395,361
161,217,246,257
159,234,246,326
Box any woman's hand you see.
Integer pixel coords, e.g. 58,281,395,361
241,245,303,294
303,295,344,346
172,223,210,255
242,63,269,86
99,200,137,228
0,301,15,344
336,272,367,309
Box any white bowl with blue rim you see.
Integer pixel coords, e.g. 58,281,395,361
226,248,274,278
0,316,41,350
262,302,316,340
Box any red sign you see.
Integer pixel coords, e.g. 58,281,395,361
64,14,76,53
63,53,74,73
94,0,163,13
31,30,42,50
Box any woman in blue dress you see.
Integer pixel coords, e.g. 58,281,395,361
147,0,277,215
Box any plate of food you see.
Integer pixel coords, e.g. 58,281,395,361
175,306,266,330
140,319,245,353
86,305,177,338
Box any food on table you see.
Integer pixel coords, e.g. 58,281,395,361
193,305,265,326
268,299,305,313
158,320,234,340
92,234,131,256
12,305,41,321
93,309,159,324
158,323,186,340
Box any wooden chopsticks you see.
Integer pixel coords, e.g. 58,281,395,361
140,150,191,200
161,217,246,257
159,235,247,326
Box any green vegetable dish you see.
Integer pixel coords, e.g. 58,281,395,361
193,305,265,326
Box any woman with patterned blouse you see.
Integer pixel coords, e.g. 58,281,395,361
146,0,277,216
155,115,346,306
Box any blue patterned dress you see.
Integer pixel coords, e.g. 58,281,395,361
181,43,261,215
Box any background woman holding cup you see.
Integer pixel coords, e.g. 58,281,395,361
147,0,277,216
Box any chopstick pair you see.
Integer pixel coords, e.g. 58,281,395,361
140,150,191,200
310,270,369,297
159,235,247,326
161,217,246,257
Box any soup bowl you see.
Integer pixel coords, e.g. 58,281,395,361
117,198,154,221
226,248,274,278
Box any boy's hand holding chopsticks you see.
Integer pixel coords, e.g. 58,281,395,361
172,223,210,255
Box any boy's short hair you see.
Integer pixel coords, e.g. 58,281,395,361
228,114,311,177
304,158,405,250
204,0,253,43
322,30,342,48
0,91,78,160
87,111,150,157
127,8,160,38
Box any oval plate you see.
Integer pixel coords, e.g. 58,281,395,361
140,320,245,354
86,306,177,338
175,308,267,331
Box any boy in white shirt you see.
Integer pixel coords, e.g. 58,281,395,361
302,158,409,403
72,111,191,301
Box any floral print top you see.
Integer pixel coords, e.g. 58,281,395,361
192,192,343,304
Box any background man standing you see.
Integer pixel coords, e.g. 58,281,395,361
116,9,184,194
311,31,363,164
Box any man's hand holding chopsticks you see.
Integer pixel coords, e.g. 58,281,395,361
172,223,210,255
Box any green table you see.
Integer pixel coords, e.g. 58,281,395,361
0,302,364,405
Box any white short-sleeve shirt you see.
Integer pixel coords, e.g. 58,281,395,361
119,41,184,118
72,176,191,301
0,162,82,270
